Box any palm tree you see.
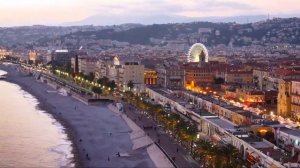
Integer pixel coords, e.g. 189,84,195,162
194,139,214,166
127,80,134,91
108,80,117,91
91,86,102,98
97,77,109,86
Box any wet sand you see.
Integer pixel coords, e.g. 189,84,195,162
0,63,155,168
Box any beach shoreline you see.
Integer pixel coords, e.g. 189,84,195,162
0,63,155,168
0,65,83,167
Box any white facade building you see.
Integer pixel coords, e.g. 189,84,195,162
119,61,144,85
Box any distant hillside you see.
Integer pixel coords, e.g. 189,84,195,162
62,14,271,26
1,17,299,48
64,22,227,45
63,17,300,46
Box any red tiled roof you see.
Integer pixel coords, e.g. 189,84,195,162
274,69,300,76
226,71,253,74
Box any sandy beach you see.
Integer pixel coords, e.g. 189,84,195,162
0,63,157,168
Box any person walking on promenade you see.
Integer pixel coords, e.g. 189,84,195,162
108,156,110,161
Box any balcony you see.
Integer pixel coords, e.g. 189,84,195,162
291,102,300,106
291,92,300,97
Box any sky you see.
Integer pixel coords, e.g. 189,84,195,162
0,0,300,26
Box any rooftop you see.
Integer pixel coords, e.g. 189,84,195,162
206,117,237,131
279,127,300,137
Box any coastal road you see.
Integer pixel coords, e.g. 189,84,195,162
123,103,200,168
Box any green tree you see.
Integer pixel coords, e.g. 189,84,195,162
214,77,225,84
108,80,117,90
91,86,102,95
97,77,109,86
127,80,134,91
88,72,95,81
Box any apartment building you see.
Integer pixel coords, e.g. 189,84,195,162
156,63,184,89
119,61,144,85
225,71,253,84
291,80,300,119
253,68,270,90
277,79,292,117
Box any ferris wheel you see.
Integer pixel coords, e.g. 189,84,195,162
187,43,209,63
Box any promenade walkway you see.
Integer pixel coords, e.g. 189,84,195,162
122,102,200,168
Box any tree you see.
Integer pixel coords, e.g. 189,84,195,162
214,77,225,84
88,72,95,81
97,77,109,86
127,80,134,91
91,86,102,95
108,80,117,90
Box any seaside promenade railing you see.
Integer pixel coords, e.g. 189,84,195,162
154,142,179,168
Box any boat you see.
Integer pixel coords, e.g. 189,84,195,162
0,75,6,80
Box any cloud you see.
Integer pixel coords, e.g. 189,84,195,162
0,0,300,26
172,0,257,17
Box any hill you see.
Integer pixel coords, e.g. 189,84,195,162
63,17,300,46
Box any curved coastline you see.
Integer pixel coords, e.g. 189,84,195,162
0,66,82,167
0,63,155,168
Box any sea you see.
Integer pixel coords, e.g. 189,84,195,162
0,70,74,167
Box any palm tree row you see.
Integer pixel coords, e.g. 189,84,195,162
193,137,244,167
125,92,198,146
125,92,244,167
54,70,116,96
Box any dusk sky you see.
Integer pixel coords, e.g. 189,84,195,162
0,0,300,26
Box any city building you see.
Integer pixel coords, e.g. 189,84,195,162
106,64,120,83
277,79,292,117
253,68,270,90
28,50,37,64
51,49,77,71
0,49,11,60
225,88,265,106
156,62,184,89
145,87,282,167
52,50,73,64
184,62,214,89
275,126,300,162
266,69,300,91
95,60,107,79
144,69,158,85
291,80,300,119
77,57,98,76
225,71,253,84
119,61,144,86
